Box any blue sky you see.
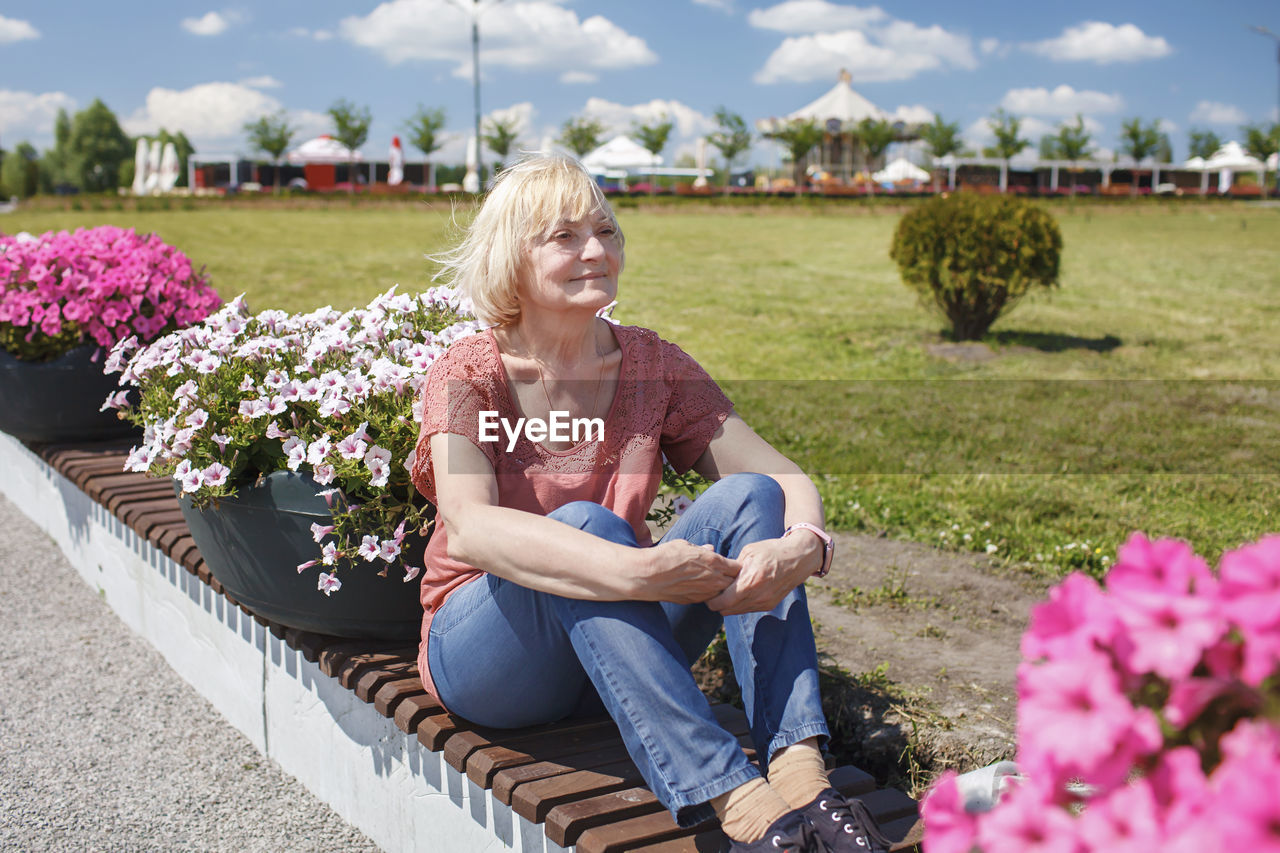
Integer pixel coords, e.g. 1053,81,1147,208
2,0,1277,167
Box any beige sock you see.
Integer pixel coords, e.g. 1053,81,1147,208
767,738,830,809
711,776,793,843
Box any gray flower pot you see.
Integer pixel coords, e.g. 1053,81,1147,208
0,344,138,443
178,470,426,640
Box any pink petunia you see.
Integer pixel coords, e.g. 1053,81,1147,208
1022,573,1120,664
312,464,336,485
378,538,401,563
1217,535,1280,686
973,780,1082,853
317,572,341,596
1016,649,1163,791
296,560,318,573
282,436,307,472
920,772,979,853
200,462,230,487
1113,588,1227,681
185,408,209,429
357,535,380,562
100,390,130,412
1107,532,1215,598
1075,778,1163,853
238,398,270,419
320,542,338,566
402,564,421,583
337,433,367,461
310,522,335,543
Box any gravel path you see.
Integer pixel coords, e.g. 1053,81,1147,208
0,494,379,853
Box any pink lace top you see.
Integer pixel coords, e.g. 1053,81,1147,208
409,324,733,701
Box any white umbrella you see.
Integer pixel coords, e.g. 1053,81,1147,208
581,136,662,173
388,136,404,186
143,139,163,193
286,135,363,165
693,138,708,188
872,157,930,184
158,142,179,192
462,136,480,193
131,138,149,196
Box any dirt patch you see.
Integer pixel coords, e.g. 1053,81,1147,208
695,532,1052,794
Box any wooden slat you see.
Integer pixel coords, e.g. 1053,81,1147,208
576,809,708,853
372,677,426,718
465,716,620,788
545,787,664,847
512,756,646,823
395,693,443,735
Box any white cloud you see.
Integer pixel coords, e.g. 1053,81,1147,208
581,98,716,141
693,0,734,11
1026,21,1171,64
0,90,76,143
964,115,1059,154
0,14,40,43
890,104,935,124
748,1,886,34
239,75,283,89
122,82,329,152
1000,85,1123,116
181,11,231,36
338,0,655,80
754,23,974,84
486,102,536,139
1189,101,1247,125
979,37,1000,55
560,71,597,84
288,27,333,41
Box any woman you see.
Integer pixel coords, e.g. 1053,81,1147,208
411,155,888,852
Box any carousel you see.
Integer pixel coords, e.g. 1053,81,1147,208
756,70,926,185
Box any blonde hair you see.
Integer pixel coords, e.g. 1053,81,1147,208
431,154,625,327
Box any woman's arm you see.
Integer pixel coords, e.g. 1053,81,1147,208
431,432,739,603
690,413,827,615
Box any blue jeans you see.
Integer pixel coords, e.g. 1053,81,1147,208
426,473,830,825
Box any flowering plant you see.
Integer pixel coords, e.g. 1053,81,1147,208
0,226,220,361
105,286,480,595
922,533,1280,853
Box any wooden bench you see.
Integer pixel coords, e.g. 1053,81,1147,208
28,439,924,852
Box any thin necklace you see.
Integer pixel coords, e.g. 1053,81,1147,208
515,325,608,425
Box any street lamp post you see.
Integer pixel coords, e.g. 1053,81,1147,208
1250,25,1280,190
452,0,505,192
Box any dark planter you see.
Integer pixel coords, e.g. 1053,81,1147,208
0,343,138,443
178,471,426,640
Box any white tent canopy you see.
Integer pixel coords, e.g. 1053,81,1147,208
286,135,364,165
581,136,663,172
1204,141,1265,171
873,157,930,184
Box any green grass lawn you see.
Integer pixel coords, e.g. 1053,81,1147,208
9,199,1280,574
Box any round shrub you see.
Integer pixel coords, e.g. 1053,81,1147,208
889,194,1063,341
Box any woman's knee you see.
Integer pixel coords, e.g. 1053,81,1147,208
548,501,637,544
703,472,784,519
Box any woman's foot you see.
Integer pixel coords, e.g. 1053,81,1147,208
725,810,823,851
798,788,892,852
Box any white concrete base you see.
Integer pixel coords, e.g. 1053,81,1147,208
0,433,569,853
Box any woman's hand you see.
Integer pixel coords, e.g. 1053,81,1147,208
639,540,741,604
706,533,822,615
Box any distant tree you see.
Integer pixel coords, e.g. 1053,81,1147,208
1049,115,1093,196
1038,135,1061,160
1154,130,1173,165
39,108,76,193
919,115,963,161
558,116,606,158
857,118,896,168
66,99,132,193
482,115,521,172
328,99,372,194
986,108,1029,162
632,115,673,193
1188,128,1221,160
405,105,447,188
1241,122,1280,198
706,107,752,187
1,141,39,198
244,111,295,194
761,118,824,188
1119,117,1163,195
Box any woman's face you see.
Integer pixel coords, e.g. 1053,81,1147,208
518,213,622,317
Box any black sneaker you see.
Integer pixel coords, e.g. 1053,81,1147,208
798,788,892,852
725,809,824,852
